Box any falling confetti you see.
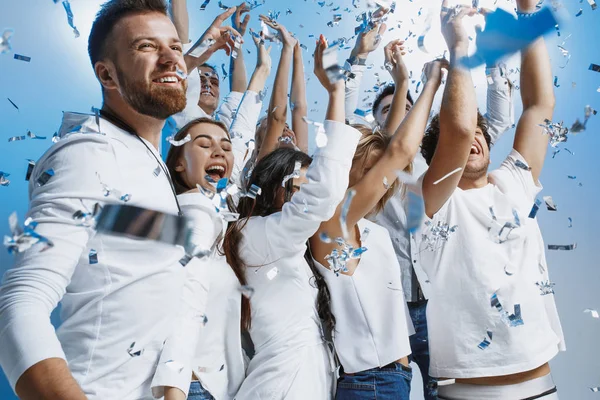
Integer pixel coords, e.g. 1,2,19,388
543,196,557,211
3,212,54,254
166,133,192,147
491,292,524,327
547,243,577,250
14,54,31,62
36,169,55,187
536,280,556,295
7,97,18,110
584,309,599,319
0,29,14,54
282,161,301,187
62,0,80,38
0,171,11,187
433,167,462,185
89,249,98,264
127,341,144,357
477,330,493,350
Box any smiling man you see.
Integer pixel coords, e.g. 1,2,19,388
0,1,194,399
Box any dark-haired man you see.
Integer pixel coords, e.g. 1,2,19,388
417,1,564,398
344,12,515,400
0,1,198,399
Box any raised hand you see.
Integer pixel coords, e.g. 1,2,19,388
422,58,449,88
259,15,297,48
383,39,409,84
440,0,476,53
313,35,343,94
351,22,387,59
232,2,251,37
250,29,272,72
196,7,242,58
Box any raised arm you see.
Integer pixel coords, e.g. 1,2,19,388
422,3,478,218
291,41,309,153
257,18,296,161
512,0,555,182
313,59,445,250
170,0,189,43
185,7,240,73
229,33,272,185
244,37,358,260
381,39,410,135
229,2,250,93
345,19,387,122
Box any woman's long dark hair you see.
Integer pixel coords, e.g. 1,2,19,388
223,148,336,334
165,117,251,331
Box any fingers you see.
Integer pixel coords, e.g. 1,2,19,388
215,6,237,25
221,26,242,42
242,14,251,27
377,22,387,37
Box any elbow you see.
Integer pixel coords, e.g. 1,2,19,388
269,105,288,124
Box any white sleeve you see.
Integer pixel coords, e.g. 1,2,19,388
216,91,244,130
484,64,515,144
344,64,367,124
490,149,543,202
0,134,118,390
243,121,361,262
151,194,221,398
229,90,263,186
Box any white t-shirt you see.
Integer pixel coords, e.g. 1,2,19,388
415,150,565,379
315,219,413,373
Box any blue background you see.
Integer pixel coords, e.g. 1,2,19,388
1,0,599,398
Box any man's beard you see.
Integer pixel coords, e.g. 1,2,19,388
118,69,187,120
463,157,489,180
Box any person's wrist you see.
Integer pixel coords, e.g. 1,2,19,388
328,84,344,96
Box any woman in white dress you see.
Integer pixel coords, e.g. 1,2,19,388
308,58,447,400
221,36,361,400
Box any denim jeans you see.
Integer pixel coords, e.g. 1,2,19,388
335,362,412,400
408,300,438,400
188,381,215,400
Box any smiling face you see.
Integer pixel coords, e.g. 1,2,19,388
255,117,297,151
101,12,187,119
175,122,234,191
463,126,491,180
198,65,221,115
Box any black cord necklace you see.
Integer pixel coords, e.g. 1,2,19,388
98,108,183,217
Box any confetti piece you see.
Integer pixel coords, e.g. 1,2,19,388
504,265,514,276
491,293,523,327
0,29,13,54
433,167,462,185
166,133,191,147
89,249,98,264
590,387,600,393
200,0,211,10
163,360,185,373
576,8,583,17
548,243,576,250
461,7,557,69
266,267,279,280
584,309,599,319
72,203,102,227
127,342,144,357
589,63,600,73
588,0,597,10
8,135,25,142
536,280,555,295
406,192,425,234
438,378,456,386
477,330,493,350
282,161,301,187
153,165,161,177
543,196,557,211
0,171,10,187
62,0,80,38
218,0,229,9
3,212,54,254
539,119,569,147
14,54,31,62
7,97,18,110
36,169,55,186
242,184,262,199
26,130,46,140
567,217,572,228
187,38,216,58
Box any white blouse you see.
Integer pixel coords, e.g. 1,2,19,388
152,193,245,400
234,121,361,400
315,219,413,373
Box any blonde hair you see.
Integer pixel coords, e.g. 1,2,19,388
350,124,412,213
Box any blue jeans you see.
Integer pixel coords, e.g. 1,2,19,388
408,300,438,400
335,362,412,399
188,381,215,400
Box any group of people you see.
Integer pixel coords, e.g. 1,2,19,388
0,0,566,399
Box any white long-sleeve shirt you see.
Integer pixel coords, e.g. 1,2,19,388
0,112,187,399
234,121,361,400
151,192,245,400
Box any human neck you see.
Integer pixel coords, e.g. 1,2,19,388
458,174,489,190
198,100,216,116
102,96,164,150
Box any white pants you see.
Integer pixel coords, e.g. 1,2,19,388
437,373,558,400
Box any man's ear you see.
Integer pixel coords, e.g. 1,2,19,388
95,60,119,91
